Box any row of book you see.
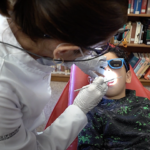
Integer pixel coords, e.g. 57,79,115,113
51,64,71,75
129,53,150,79
114,18,150,45
128,0,150,14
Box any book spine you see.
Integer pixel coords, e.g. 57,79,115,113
123,24,126,38
133,0,137,13
125,25,128,39
141,0,148,14
147,0,150,14
134,59,145,73
136,58,147,76
114,35,118,44
131,0,135,13
143,20,150,44
144,68,150,79
137,64,149,78
139,24,143,43
133,57,141,69
134,22,141,43
134,0,142,14
128,0,132,14
129,56,139,68
126,22,131,42
129,25,133,43
146,29,150,44
140,30,144,43
130,23,137,43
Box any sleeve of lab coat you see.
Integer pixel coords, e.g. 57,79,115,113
0,85,87,150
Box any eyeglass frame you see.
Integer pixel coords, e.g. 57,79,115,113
107,58,129,71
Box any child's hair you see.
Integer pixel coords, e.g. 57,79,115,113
108,46,130,72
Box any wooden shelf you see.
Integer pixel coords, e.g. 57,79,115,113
139,78,150,86
51,74,150,86
128,14,150,17
114,43,150,48
51,74,70,82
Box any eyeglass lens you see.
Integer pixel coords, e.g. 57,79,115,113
109,59,123,68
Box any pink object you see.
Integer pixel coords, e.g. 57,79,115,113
45,65,89,150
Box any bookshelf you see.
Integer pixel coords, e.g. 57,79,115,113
114,43,150,48
140,78,150,86
113,14,150,86
128,14,150,17
51,73,150,85
51,74,70,82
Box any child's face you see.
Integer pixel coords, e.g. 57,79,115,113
102,52,131,99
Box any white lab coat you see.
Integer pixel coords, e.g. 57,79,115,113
0,16,87,150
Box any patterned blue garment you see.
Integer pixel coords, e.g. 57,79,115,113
78,90,150,150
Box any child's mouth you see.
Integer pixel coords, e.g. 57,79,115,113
107,81,114,86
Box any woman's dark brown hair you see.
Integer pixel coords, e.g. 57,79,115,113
0,0,128,47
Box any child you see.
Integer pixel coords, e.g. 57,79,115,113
78,47,150,150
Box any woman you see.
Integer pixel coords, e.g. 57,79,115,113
0,0,128,150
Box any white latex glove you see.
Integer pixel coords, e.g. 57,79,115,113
73,76,108,114
64,55,108,78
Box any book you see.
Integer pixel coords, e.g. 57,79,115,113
130,22,137,43
129,25,133,43
114,35,118,44
51,64,70,75
131,0,135,13
144,67,150,79
140,30,144,43
133,57,142,70
129,53,139,68
138,24,143,44
141,0,148,14
134,22,141,43
134,53,145,74
137,53,150,78
128,0,132,14
133,0,143,14
146,29,150,44
133,53,141,69
124,24,128,40
136,54,148,77
146,0,150,14
138,65,149,78
122,24,126,39
143,18,150,44
126,22,132,43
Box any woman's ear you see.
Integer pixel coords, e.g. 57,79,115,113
53,43,81,59
126,70,132,83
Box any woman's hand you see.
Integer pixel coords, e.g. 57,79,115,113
73,76,108,114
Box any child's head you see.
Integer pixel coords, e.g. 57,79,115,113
101,47,131,99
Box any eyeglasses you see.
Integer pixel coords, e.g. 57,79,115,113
107,58,129,71
65,28,130,62
83,42,110,56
